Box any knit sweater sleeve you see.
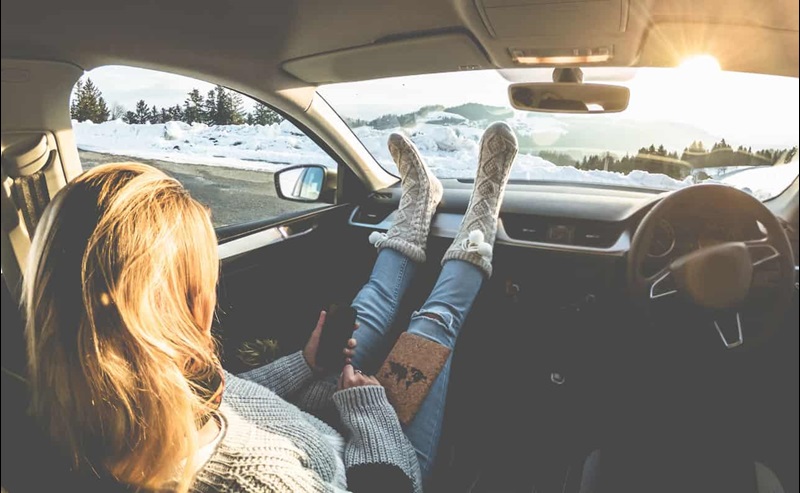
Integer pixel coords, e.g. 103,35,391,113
236,351,314,398
292,379,338,413
332,386,423,493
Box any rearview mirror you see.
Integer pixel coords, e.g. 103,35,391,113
274,165,335,203
508,83,630,113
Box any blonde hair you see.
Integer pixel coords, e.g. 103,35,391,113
24,163,220,492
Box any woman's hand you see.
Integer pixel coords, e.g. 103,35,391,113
338,364,381,390
303,310,358,374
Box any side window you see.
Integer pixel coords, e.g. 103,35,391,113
70,66,337,228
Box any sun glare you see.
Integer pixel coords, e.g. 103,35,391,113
678,55,721,74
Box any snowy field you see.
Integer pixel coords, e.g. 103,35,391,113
74,119,338,172
74,116,793,198
74,117,692,191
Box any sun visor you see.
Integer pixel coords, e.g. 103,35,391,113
282,32,491,84
476,0,630,38
640,23,799,77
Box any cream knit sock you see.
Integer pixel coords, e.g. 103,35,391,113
441,122,518,278
369,134,443,263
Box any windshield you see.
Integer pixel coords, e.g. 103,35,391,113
318,65,799,200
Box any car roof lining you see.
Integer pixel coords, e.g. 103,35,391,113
1,0,797,106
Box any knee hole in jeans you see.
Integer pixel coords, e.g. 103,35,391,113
418,312,445,324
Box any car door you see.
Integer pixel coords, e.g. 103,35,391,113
214,175,376,374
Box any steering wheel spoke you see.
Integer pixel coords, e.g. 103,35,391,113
649,268,677,300
744,239,780,267
745,239,784,290
713,312,744,349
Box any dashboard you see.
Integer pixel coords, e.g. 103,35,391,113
349,179,798,268
351,180,655,256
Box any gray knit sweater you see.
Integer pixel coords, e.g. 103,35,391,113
192,351,422,492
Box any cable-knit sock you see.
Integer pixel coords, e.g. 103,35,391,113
441,122,518,278
369,133,443,263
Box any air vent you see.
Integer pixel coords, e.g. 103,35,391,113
503,214,622,248
352,205,393,225
573,222,622,248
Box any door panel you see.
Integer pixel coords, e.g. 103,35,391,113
215,204,375,373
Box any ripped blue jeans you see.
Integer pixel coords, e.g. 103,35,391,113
350,248,484,480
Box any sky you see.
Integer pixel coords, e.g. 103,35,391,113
81,58,799,149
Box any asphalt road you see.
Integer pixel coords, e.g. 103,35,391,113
78,150,315,227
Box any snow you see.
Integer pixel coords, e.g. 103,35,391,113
713,160,800,201
73,119,337,172
76,116,791,195
351,119,692,190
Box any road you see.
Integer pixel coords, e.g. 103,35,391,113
78,151,314,227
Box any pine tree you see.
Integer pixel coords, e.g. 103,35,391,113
123,100,152,124
183,89,205,124
167,104,184,122
96,96,110,122
227,91,245,125
204,89,217,124
71,80,83,120
250,103,283,125
209,86,245,125
122,111,137,124
70,78,110,123
147,105,164,125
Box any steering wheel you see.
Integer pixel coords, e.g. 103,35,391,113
628,184,795,350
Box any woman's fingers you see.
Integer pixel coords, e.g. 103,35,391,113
340,364,355,389
302,310,327,372
315,310,327,332
343,337,357,362
343,344,356,357
339,364,380,390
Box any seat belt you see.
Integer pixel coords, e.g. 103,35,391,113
1,132,57,299
10,166,51,236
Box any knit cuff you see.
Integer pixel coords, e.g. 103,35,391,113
378,237,426,264
333,386,408,462
237,351,314,397
333,385,395,413
442,249,492,278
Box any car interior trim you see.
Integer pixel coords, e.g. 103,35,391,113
349,207,631,256
218,223,317,260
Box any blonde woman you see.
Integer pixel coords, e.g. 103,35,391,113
24,123,518,492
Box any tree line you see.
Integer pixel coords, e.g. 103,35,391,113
71,78,283,126
540,139,797,179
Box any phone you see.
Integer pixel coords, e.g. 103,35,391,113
316,303,357,370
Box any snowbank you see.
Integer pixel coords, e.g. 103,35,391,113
73,119,337,172
73,118,692,191
352,119,691,190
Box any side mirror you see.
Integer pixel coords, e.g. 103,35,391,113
274,164,336,203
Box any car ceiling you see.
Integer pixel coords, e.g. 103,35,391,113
2,0,798,106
